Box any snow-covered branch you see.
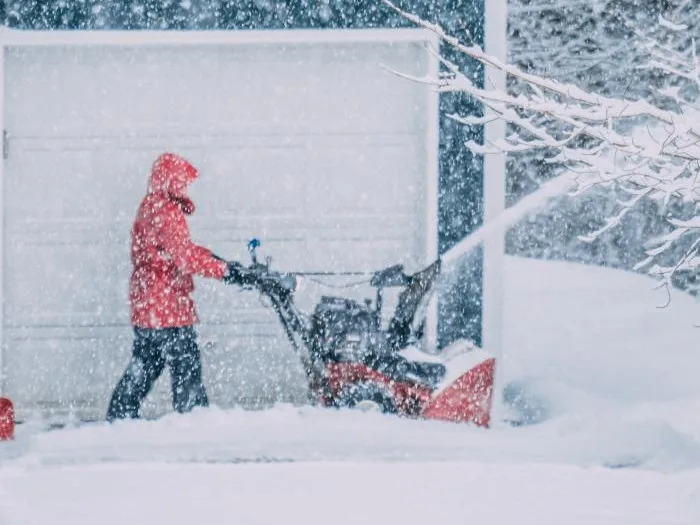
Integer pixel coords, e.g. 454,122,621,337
385,0,700,289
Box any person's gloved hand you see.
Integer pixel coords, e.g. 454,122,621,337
222,260,247,285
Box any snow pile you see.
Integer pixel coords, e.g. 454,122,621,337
498,255,700,470
7,400,698,472
501,256,700,405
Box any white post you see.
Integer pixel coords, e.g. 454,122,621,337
0,30,5,397
425,32,441,353
483,0,507,410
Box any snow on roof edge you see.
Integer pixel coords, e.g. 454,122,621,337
0,26,436,47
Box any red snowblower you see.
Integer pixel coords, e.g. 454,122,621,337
229,240,496,428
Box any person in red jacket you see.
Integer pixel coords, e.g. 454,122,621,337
107,152,239,422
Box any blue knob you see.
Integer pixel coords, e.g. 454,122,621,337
248,238,261,251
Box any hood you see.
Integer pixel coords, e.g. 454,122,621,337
148,152,199,215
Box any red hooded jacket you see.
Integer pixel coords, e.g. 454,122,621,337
129,153,227,329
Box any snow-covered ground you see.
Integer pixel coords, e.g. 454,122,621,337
3,460,698,525
2,255,700,524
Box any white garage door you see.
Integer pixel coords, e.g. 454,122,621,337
1,29,438,422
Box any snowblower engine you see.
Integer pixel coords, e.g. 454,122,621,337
309,295,384,364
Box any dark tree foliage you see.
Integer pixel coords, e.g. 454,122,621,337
4,1,464,32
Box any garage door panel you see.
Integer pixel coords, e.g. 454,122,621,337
5,147,144,224
6,42,428,139
304,237,420,272
7,139,422,221
4,327,132,408
5,243,130,327
193,140,421,217
189,147,310,217
5,150,98,221
190,216,420,270
303,145,420,214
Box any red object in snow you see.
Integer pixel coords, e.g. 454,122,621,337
323,355,495,428
422,358,495,427
129,152,227,329
0,397,15,441
324,362,433,416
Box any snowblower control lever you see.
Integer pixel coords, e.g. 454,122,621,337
247,238,261,264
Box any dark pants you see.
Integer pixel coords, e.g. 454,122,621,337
106,325,209,422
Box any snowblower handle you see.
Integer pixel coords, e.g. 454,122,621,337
235,238,297,295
